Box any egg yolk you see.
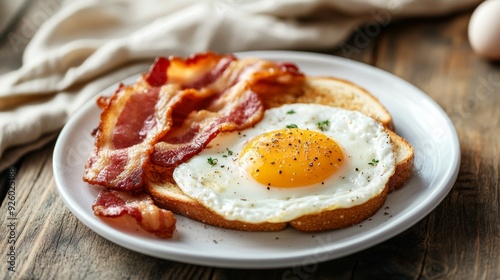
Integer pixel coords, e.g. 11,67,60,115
239,128,345,188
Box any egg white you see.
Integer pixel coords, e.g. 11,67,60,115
173,104,395,223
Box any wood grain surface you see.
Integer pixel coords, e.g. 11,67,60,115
1,3,499,280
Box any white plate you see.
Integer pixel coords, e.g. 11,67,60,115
53,51,460,269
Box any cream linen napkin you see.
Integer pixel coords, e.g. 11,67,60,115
0,0,480,171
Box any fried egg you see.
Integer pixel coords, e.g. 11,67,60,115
173,103,395,223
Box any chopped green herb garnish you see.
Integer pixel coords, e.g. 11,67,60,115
222,148,233,158
368,159,379,166
207,157,218,166
286,109,296,114
316,120,330,131
286,124,298,129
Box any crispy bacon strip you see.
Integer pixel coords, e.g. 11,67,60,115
151,87,263,165
83,53,239,191
151,55,304,167
92,190,176,238
166,52,237,89
83,80,182,191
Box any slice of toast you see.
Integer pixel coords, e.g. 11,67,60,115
145,130,412,232
260,77,394,130
145,77,414,232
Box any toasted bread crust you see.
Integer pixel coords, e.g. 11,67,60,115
289,184,388,231
150,188,287,232
386,130,414,192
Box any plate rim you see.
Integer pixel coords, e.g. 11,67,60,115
53,50,460,268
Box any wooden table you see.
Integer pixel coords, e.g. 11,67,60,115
1,4,499,280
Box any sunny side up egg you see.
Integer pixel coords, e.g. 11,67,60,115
173,104,396,224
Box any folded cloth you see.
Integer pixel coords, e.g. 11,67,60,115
0,0,480,171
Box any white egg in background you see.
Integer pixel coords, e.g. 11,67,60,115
468,0,500,60
173,104,396,224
